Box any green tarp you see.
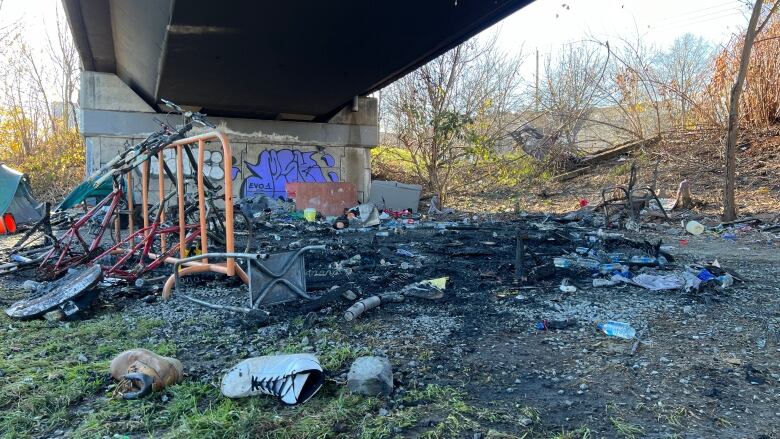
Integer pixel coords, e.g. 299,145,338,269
0,163,44,224
56,177,113,211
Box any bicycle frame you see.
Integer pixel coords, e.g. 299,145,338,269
39,128,245,291
93,221,201,281
39,185,125,277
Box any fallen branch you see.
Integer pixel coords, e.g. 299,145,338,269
630,330,644,356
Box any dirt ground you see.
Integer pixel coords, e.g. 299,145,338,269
446,128,780,218
1,202,779,438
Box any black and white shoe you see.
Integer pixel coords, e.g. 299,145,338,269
221,353,324,405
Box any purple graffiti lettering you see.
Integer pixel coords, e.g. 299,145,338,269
241,149,338,198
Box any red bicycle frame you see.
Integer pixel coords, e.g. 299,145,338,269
39,187,125,277
93,221,200,281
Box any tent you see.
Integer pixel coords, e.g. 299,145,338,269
0,163,44,226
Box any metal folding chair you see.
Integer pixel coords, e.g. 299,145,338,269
171,245,325,309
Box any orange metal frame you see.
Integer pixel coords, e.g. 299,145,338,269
131,131,247,298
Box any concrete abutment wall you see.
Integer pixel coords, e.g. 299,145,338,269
79,72,377,203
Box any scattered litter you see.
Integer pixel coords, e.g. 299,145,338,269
596,321,636,339
396,248,416,258
615,273,686,291
344,295,382,321
303,208,317,222
535,319,577,330
592,278,618,287
6,265,103,319
686,220,705,235
347,356,394,396
559,279,577,293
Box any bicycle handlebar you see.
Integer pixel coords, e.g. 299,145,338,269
161,98,215,129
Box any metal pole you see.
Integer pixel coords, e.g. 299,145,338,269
127,172,134,247
515,233,527,284
176,146,186,258
197,140,208,262
158,151,166,252
141,160,149,237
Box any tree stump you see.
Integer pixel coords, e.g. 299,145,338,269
674,180,693,210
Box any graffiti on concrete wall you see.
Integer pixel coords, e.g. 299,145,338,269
147,149,239,181
241,149,339,198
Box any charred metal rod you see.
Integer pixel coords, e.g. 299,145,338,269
515,233,527,284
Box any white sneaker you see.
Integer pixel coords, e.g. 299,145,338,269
221,353,324,405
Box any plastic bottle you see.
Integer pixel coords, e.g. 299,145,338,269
22,280,42,291
629,255,655,264
554,257,573,268
717,274,734,288
592,278,618,287
596,321,636,339
396,249,416,257
686,220,705,235
599,263,624,274
575,246,591,255
574,257,600,270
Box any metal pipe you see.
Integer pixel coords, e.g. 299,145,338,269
175,145,186,258
161,261,249,300
515,233,527,284
158,151,166,252
141,160,149,236
124,131,241,292
196,139,208,262
127,172,134,247
218,134,235,275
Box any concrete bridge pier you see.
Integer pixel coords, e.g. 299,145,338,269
79,72,378,203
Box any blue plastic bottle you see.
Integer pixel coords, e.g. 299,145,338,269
629,255,656,265
599,263,623,274
596,321,636,339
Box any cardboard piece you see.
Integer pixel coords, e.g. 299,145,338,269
369,180,422,211
286,182,357,216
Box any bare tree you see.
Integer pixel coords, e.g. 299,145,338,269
538,43,608,150
0,3,84,200
723,0,777,221
657,34,712,130
46,6,80,130
381,35,524,204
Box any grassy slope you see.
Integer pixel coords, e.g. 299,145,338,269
0,311,567,439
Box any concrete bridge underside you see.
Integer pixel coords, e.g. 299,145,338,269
63,0,533,202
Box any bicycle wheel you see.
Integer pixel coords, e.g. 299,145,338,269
232,211,254,253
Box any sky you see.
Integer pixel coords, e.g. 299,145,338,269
490,0,750,55
0,0,753,79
